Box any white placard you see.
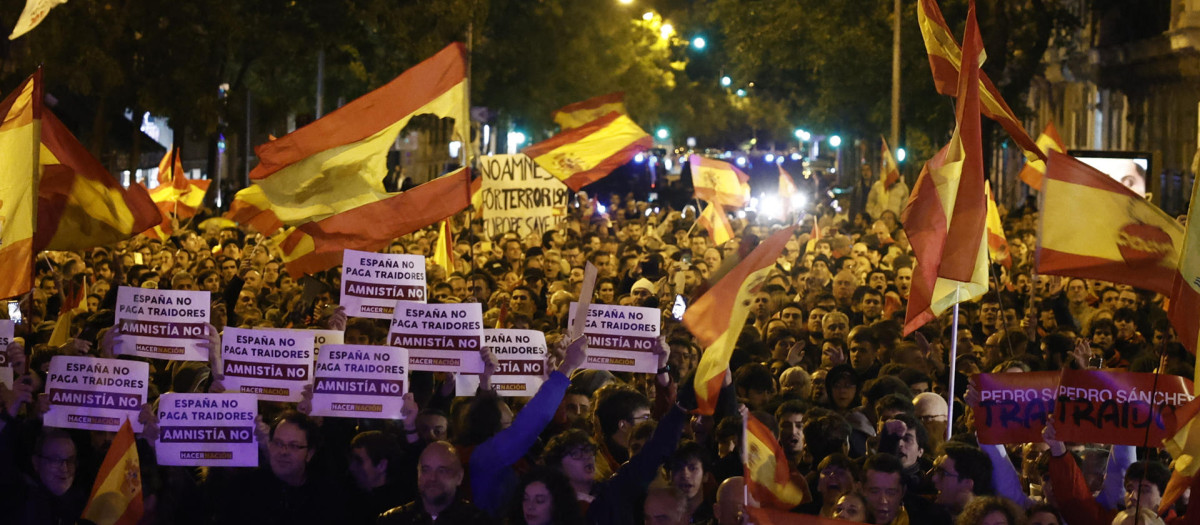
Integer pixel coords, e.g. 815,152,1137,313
567,303,660,373
114,286,211,360
456,329,547,396
44,356,148,432
220,327,314,402
0,367,12,390
156,393,259,467
311,345,408,419
388,302,484,372
0,319,12,367
340,249,427,319
478,154,572,238
280,328,344,357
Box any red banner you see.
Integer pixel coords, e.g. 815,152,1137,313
972,371,1059,444
1053,369,1194,447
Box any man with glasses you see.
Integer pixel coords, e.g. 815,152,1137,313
4,428,87,523
592,385,652,475
930,442,993,515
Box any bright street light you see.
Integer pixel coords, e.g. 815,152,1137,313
642,11,654,21
720,76,731,87
829,135,842,148
794,129,811,141
660,23,674,40
765,153,775,163
736,89,746,97
896,147,907,162
634,152,646,163
655,128,669,140
617,0,633,4
692,36,706,49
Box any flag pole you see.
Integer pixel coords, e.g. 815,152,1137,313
946,285,961,441
742,412,749,510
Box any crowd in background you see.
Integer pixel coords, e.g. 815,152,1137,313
0,183,1195,525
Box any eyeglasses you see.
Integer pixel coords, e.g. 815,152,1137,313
917,414,947,423
38,454,77,469
269,439,309,452
929,466,960,480
628,413,652,424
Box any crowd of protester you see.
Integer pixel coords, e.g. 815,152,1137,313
0,185,1196,525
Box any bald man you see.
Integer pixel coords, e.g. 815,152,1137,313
714,476,746,525
643,484,689,525
914,392,949,450
377,441,489,524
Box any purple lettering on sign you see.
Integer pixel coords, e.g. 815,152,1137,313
159,426,255,443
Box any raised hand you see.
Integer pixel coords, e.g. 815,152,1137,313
325,305,347,331
557,336,588,376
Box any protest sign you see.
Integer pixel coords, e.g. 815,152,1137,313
388,302,484,373
44,356,148,432
156,393,258,467
281,328,343,357
1053,369,1195,447
340,249,427,319
567,303,660,373
0,366,12,389
311,345,408,419
478,154,572,239
114,286,211,360
972,371,1059,444
0,319,12,366
220,327,314,402
456,329,547,396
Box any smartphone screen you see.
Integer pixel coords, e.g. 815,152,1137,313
671,295,687,320
7,301,21,325
679,249,693,265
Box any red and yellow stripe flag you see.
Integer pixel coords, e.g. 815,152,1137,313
552,92,627,130
901,1,990,336
744,412,809,510
696,202,733,247
82,418,143,525
431,219,455,272
917,0,1043,164
778,164,797,200
1167,168,1200,366
0,72,39,299
35,100,161,253
691,154,749,208
146,147,211,238
985,182,1011,268
522,111,653,191
1036,151,1183,296
881,137,901,190
1017,122,1067,191
273,167,471,277
228,43,467,236
684,228,792,414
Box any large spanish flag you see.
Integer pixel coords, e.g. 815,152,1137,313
551,92,627,130
228,43,468,235
1036,151,1183,296
917,0,1043,164
985,182,1011,268
146,147,210,237
691,155,749,208
1168,174,1200,364
522,111,652,191
696,201,733,247
1016,122,1066,191
273,167,471,277
744,412,809,510
901,1,990,336
81,418,143,525
684,228,792,414
0,72,39,299
35,107,161,253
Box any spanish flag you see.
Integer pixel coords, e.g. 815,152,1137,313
0,72,39,300
228,43,468,236
274,167,471,277
696,202,733,247
778,164,797,206
690,155,748,208
522,111,653,191
552,92,627,130
1167,171,1200,366
1016,122,1067,191
81,418,143,525
684,228,792,414
901,1,990,336
881,137,901,190
431,219,455,273
9,0,67,40
917,0,1043,164
985,182,1011,268
1036,151,1183,296
744,412,809,510
146,147,210,237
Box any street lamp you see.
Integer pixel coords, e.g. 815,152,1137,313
692,36,706,50
720,75,731,87
829,135,842,148
736,89,746,97
660,23,674,40
642,11,654,21
656,128,669,140
896,147,907,162
794,129,810,141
